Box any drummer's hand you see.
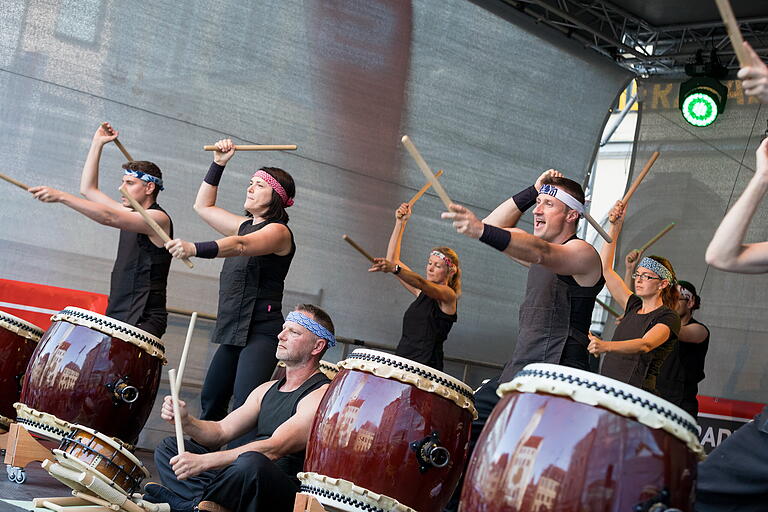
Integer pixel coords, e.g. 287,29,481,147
395,203,412,222
170,452,210,480
368,258,397,273
29,186,65,203
441,204,484,239
587,332,609,356
535,169,563,191
161,395,189,425
213,138,236,166
165,239,196,259
738,42,768,104
625,249,642,268
93,123,119,146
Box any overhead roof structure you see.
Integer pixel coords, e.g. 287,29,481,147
478,0,768,75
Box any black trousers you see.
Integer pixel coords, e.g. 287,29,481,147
154,437,299,512
696,406,768,511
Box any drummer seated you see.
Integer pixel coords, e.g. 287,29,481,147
144,304,335,512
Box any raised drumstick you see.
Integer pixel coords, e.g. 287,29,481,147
0,173,30,191
175,312,197,394
168,369,185,456
596,297,620,318
119,185,194,269
203,144,297,151
101,123,134,161
639,223,675,254
408,169,444,206
584,212,613,243
609,151,660,223
342,234,375,263
401,135,453,209
714,0,750,67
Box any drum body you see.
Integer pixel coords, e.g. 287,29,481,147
54,424,149,496
0,311,43,428
460,364,702,512
18,307,165,444
302,349,476,512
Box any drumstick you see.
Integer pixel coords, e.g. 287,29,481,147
609,151,660,222
595,297,620,318
175,312,197,394
401,135,453,209
203,144,298,151
101,123,134,161
638,222,675,254
342,234,375,263
584,212,612,243
168,369,185,456
0,172,30,191
408,169,444,206
714,0,750,67
119,185,194,269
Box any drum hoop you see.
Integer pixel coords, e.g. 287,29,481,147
58,439,146,493
64,423,149,479
500,364,705,458
0,310,44,341
298,472,416,512
319,360,339,376
52,307,166,362
53,448,133,498
339,349,478,419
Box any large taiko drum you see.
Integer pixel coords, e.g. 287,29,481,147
300,349,477,512
16,307,166,444
460,363,703,512
0,310,44,429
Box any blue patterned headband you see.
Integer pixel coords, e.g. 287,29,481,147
286,311,336,348
539,184,584,216
638,257,674,283
124,169,164,191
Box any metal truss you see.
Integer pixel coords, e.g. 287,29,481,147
499,0,768,75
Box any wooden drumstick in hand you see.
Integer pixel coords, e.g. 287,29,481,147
0,173,30,191
175,312,197,394
119,185,194,268
342,234,375,263
714,0,751,67
408,169,444,206
168,369,185,456
609,151,660,223
401,135,453,209
101,123,134,162
203,144,297,151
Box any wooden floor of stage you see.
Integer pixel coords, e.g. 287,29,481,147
0,448,158,511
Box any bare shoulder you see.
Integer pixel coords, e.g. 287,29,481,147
298,383,330,407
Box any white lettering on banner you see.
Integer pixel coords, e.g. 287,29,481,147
697,425,733,450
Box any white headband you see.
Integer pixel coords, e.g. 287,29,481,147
539,184,584,216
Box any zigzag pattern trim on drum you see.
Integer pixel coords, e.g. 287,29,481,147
300,485,387,512
298,472,415,512
15,416,71,439
0,311,44,341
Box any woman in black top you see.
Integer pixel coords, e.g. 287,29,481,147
587,200,681,395
368,203,460,370
166,139,296,432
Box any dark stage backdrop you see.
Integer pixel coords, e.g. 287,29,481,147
0,1,629,391
614,79,768,403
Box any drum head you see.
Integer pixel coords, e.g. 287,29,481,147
0,310,44,341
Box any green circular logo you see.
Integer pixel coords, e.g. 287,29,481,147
682,92,718,127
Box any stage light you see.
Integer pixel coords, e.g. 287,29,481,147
679,49,728,127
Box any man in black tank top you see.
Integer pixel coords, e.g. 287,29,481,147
146,304,335,512
442,171,604,511
29,123,172,337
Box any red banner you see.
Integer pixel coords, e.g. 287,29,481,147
0,278,108,331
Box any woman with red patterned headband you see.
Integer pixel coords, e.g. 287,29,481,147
165,138,295,446
368,203,461,371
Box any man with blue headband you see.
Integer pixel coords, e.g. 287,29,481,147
29,123,172,337
146,303,335,512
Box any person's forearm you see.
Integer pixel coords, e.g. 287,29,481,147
500,230,552,264
60,192,119,226
604,337,655,354
706,176,768,267
386,219,407,262
194,162,225,212
483,196,524,228
623,258,636,288
80,141,105,197
184,416,225,450
600,220,623,271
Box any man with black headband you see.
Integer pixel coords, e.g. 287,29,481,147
145,304,334,512
29,122,172,337
441,169,604,511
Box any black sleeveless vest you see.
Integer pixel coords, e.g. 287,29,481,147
212,219,295,346
254,372,329,479
105,202,172,337
396,292,457,371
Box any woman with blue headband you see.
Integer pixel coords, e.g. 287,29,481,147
368,202,460,371
588,200,681,395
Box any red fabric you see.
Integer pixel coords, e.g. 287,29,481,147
698,394,766,420
0,278,108,331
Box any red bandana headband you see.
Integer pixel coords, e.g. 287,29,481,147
253,170,294,207
431,250,454,268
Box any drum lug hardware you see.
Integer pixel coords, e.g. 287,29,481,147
634,488,671,512
106,376,140,404
410,431,450,472
6,465,26,484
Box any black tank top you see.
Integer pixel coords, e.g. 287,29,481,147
657,317,709,405
254,372,330,480
212,219,295,346
395,292,457,371
106,202,172,337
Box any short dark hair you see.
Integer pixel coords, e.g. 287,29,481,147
122,161,163,199
541,176,585,205
246,167,295,223
678,280,701,311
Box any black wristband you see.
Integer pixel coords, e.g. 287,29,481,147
513,185,538,212
393,264,401,275
204,161,226,186
479,224,511,252
194,240,219,259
